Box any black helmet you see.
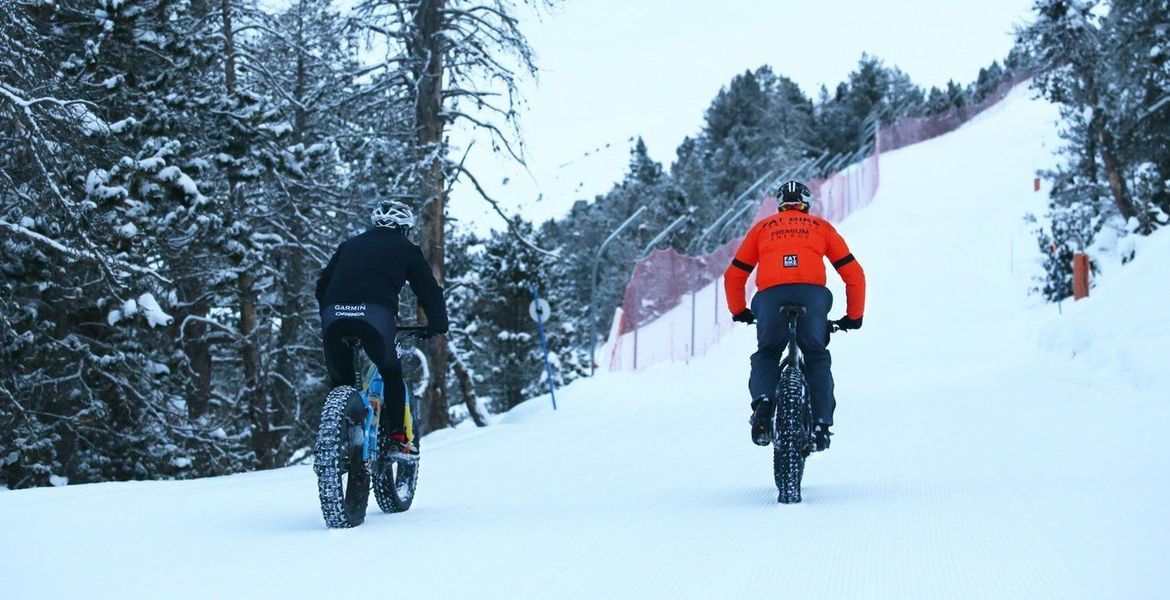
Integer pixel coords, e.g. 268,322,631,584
775,180,811,213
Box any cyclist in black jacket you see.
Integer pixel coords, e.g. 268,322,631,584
315,200,448,460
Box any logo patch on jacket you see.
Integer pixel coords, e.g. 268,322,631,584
783,255,798,268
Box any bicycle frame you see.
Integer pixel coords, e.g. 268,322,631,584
780,306,806,370
348,326,428,462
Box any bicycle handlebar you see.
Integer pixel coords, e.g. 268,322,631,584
397,326,444,342
746,319,850,333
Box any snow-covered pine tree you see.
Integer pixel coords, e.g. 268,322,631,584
1104,0,1170,225
459,221,550,411
884,67,927,122
1019,0,1169,300
0,0,197,486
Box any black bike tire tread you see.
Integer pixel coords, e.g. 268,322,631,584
373,391,422,513
314,386,369,528
373,438,419,513
773,367,810,504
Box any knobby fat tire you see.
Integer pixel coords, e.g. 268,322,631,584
314,386,370,528
773,366,811,504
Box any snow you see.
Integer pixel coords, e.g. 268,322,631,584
135,156,164,171
262,121,294,137
84,168,127,200
107,294,172,328
2,86,1169,598
116,222,138,238
109,116,135,133
137,292,173,328
121,297,138,317
157,165,204,200
1039,226,1170,390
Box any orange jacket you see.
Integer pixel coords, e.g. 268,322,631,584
724,209,866,319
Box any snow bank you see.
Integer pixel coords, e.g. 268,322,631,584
1039,226,1170,390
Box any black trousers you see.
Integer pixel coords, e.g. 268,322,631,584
320,303,406,432
748,284,836,425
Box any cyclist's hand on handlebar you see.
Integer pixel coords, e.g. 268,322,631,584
732,309,755,325
414,323,448,341
834,315,863,331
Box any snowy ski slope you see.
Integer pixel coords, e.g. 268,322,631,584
3,85,1169,599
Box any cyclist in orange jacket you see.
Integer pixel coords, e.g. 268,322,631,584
724,180,866,451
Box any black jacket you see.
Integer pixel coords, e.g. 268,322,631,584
315,227,448,333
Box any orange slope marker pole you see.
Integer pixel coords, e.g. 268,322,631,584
1072,253,1090,300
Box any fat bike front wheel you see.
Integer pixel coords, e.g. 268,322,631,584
314,386,370,528
772,366,812,504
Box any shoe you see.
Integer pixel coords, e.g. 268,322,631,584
385,430,420,462
810,423,832,452
749,397,774,446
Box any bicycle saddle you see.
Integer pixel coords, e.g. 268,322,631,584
780,304,807,318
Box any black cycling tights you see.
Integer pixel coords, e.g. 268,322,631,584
320,303,406,432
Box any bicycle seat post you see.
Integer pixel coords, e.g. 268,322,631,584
780,304,805,367
344,336,362,387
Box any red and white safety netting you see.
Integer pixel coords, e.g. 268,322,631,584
607,75,1030,372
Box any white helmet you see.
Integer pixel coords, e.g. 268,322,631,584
370,200,415,229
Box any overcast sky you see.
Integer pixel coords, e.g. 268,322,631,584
449,0,1040,232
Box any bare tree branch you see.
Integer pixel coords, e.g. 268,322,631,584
451,164,558,258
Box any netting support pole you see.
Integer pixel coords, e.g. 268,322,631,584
589,206,648,376
690,288,697,359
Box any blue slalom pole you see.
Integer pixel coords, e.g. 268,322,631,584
530,282,558,410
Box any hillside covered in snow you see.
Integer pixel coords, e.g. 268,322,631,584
2,83,1167,599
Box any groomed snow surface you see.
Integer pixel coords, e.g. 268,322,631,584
3,85,1168,599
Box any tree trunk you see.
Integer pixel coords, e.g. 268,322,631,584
413,0,450,434
1085,95,1141,226
271,265,305,458
267,0,312,460
1092,109,1139,226
238,272,272,468
222,0,272,467
451,349,488,427
178,281,212,419
221,0,237,94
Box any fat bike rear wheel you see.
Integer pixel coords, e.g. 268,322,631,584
772,367,812,504
373,388,421,513
314,386,370,528
372,439,420,513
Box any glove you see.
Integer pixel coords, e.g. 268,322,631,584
835,315,863,331
732,309,755,325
